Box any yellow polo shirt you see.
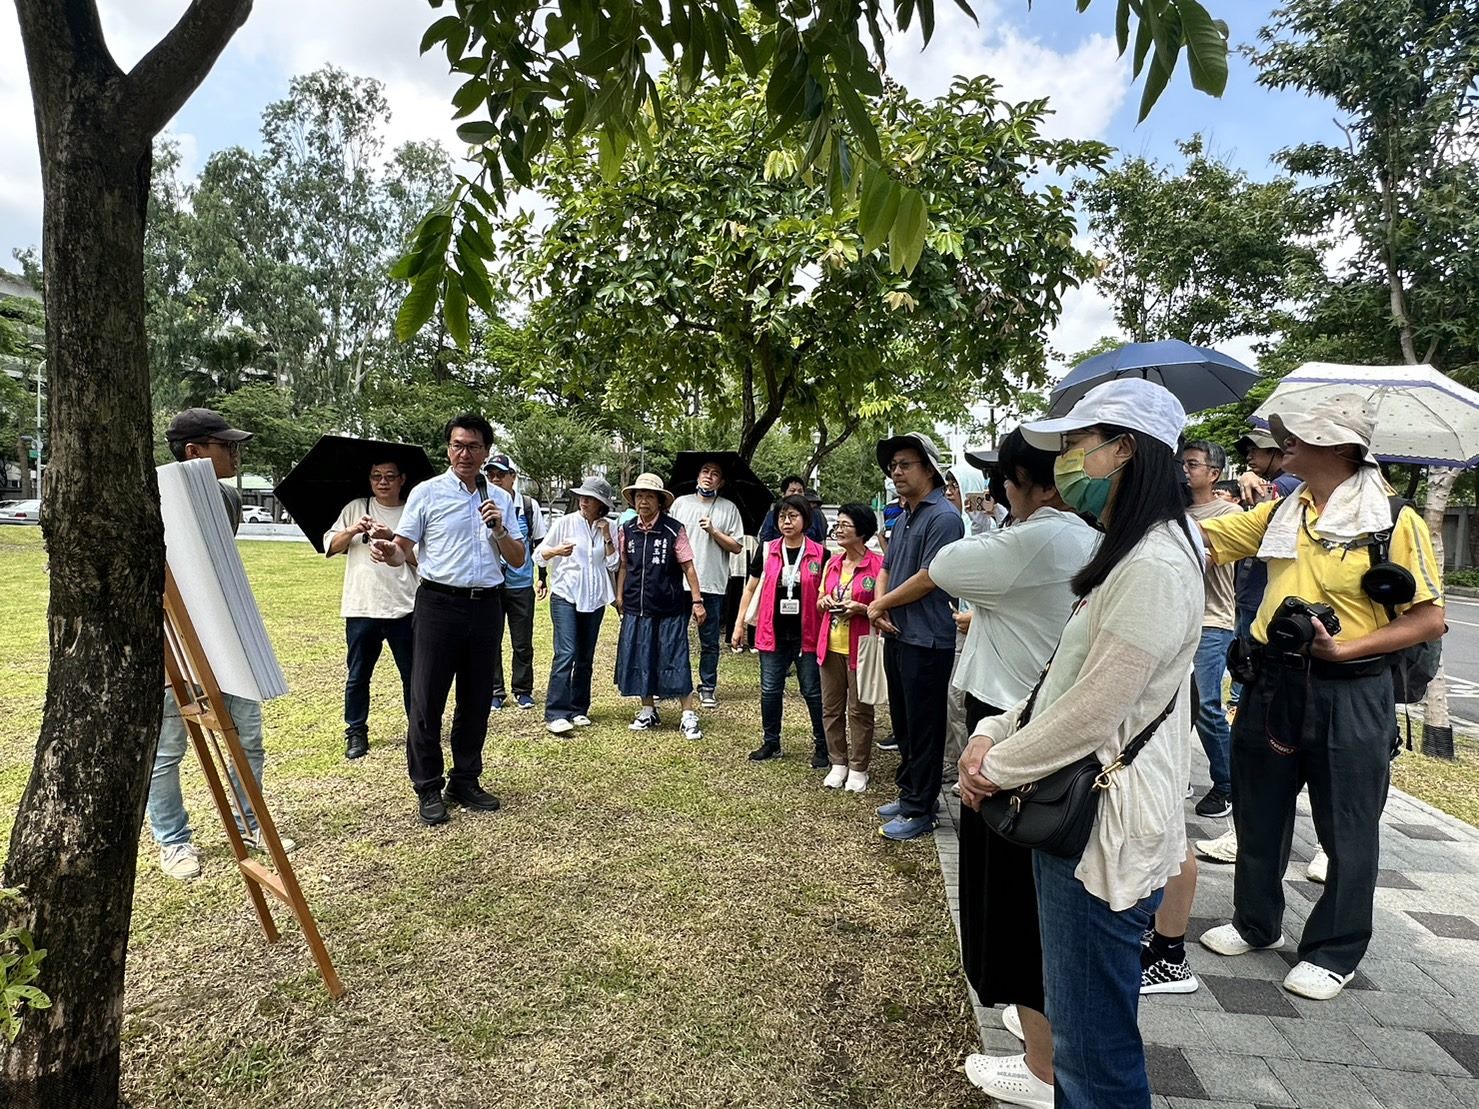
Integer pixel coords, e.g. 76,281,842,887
1201,489,1443,644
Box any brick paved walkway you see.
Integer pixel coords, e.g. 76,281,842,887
936,755,1479,1108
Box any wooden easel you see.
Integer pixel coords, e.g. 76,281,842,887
161,567,345,998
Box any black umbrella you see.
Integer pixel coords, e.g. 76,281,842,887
275,435,436,553
667,451,774,534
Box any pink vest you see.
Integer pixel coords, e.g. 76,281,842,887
754,538,827,652
814,549,884,669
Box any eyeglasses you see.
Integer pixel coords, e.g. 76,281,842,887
203,438,241,455
834,520,856,531
886,459,922,473
1181,460,1210,472
449,441,487,455
369,473,401,483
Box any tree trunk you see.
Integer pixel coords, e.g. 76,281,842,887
5,3,252,1103
1420,466,1458,759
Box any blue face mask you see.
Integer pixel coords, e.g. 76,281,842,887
1053,438,1126,518
697,487,718,498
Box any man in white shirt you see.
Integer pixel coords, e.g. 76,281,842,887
484,454,548,711
669,457,744,708
324,457,420,761
372,414,525,827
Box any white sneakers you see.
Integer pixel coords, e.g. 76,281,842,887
629,708,661,731
1195,827,1238,863
1284,960,1354,1000
547,718,576,735
1200,923,1284,957
1001,1004,1024,1041
160,843,203,880
844,770,868,793
680,710,703,741
1307,848,1329,883
964,1052,1054,1109
572,715,593,727
241,828,297,855
823,765,848,789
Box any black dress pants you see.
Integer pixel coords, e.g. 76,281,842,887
491,583,536,698
1231,662,1394,974
408,587,503,795
883,638,957,819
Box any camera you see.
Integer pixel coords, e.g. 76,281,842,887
1266,597,1341,652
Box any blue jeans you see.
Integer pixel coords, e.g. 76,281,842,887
1035,851,1163,1109
148,689,265,847
696,591,725,692
759,635,825,750
344,614,414,736
1194,626,1236,795
1227,605,1256,708
547,596,605,721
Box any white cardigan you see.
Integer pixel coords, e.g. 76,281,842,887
977,522,1204,910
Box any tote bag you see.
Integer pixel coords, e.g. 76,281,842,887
856,634,888,706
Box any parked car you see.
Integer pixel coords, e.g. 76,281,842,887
0,499,40,524
240,506,273,524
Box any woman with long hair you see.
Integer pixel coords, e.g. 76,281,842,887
958,379,1202,1109
814,503,885,792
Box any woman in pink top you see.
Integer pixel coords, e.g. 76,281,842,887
732,495,828,765
815,503,884,792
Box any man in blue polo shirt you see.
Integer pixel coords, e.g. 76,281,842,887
866,432,964,840
372,413,525,827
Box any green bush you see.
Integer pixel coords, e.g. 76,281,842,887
1446,569,1479,590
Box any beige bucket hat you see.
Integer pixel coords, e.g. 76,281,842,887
1267,393,1376,464
622,472,675,508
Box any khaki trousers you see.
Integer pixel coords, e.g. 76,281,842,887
820,649,874,771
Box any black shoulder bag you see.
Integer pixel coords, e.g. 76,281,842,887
978,663,1180,859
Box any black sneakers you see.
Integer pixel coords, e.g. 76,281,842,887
344,730,369,761
810,748,830,769
1195,788,1232,819
418,792,449,826
749,740,782,761
445,781,502,812
877,733,899,752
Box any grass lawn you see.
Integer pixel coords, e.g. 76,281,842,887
0,527,979,1108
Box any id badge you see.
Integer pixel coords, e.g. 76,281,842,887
779,598,801,616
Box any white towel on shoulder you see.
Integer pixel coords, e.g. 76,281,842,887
1258,468,1393,560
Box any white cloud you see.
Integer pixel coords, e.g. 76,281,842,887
884,2,1129,140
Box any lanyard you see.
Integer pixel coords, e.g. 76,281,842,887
781,543,803,596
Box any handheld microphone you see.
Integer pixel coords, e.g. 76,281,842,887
474,474,496,529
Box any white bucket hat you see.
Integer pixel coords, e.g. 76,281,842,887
1267,393,1376,464
1022,377,1186,452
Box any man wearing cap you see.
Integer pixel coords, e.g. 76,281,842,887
371,413,526,827
1195,395,1444,1001
536,476,620,735
669,457,744,708
865,432,965,841
323,455,419,761
484,454,547,711
615,473,706,741
150,408,288,879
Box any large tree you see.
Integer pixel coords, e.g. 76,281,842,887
1250,0,1479,757
5,1,1228,1103
502,71,1107,461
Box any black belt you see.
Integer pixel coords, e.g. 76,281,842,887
420,579,501,600
1254,644,1389,681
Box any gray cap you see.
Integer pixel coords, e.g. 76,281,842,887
876,432,945,485
569,475,616,510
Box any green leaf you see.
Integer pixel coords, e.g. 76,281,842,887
443,270,471,349
830,74,882,162
451,79,489,120
419,15,462,55
395,264,444,342
1115,0,1131,53
1177,0,1228,95
859,167,901,255
597,127,629,182
1136,50,1174,123
456,121,498,146
459,250,499,315
888,186,928,273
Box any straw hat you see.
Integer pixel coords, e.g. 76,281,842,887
622,472,675,508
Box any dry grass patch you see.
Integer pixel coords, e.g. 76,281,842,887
0,529,980,1107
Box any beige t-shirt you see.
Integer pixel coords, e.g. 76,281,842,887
324,499,419,619
1186,499,1241,630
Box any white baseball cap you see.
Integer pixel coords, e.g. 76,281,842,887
1022,378,1186,452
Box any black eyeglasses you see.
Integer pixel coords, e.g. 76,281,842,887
887,459,922,473
369,473,402,483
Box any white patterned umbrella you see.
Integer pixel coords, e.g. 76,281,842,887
1251,363,1479,468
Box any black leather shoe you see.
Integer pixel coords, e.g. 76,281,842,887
749,741,782,761
344,731,369,760
444,781,502,812
810,748,830,770
418,792,450,826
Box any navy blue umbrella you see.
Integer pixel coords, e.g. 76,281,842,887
1048,340,1258,417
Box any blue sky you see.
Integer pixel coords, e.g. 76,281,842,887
0,0,1340,365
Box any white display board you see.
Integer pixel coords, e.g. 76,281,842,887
159,459,288,701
